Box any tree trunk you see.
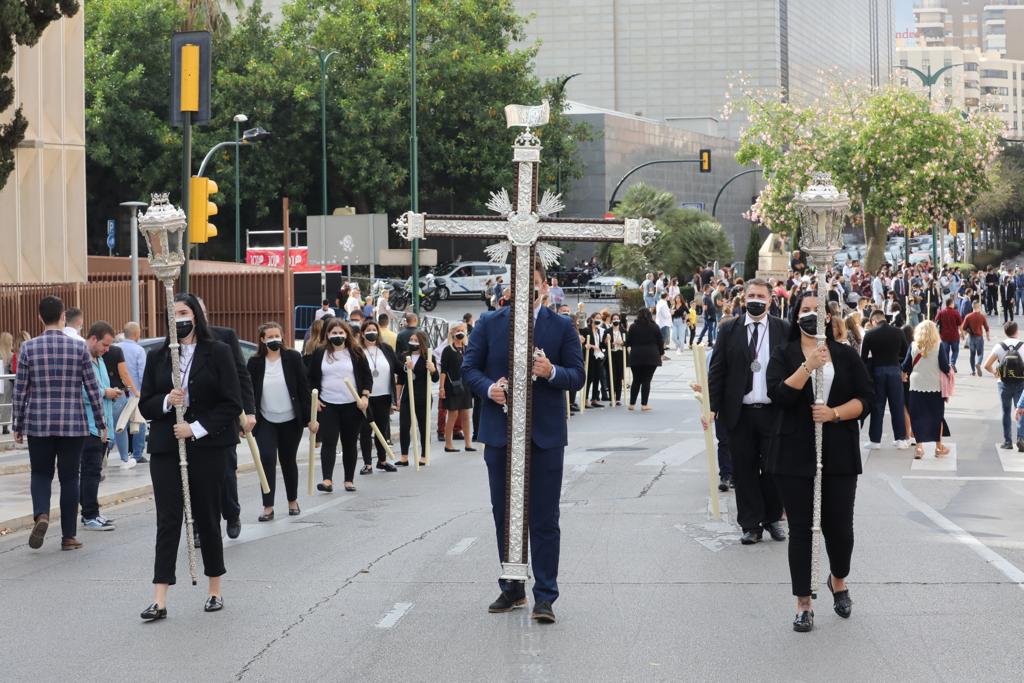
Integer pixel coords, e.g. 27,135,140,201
863,213,886,272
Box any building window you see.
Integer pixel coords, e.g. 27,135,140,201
982,69,1009,79
900,59,908,67
945,77,954,87
965,62,979,72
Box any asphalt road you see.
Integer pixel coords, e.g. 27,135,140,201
1,318,1022,682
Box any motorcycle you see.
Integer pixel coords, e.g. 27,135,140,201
388,275,439,312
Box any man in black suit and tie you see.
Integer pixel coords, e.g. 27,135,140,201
706,278,788,545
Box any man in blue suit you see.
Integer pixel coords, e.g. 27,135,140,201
463,261,585,624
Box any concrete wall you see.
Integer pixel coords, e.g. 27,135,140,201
0,11,87,284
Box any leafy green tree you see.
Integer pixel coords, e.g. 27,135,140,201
0,0,80,190
744,224,761,279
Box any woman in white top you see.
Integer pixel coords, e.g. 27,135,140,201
358,321,399,473
307,319,372,492
247,323,315,521
902,320,951,459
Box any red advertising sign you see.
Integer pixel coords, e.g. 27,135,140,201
245,247,342,272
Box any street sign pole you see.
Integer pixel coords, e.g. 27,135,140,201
121,201,148,324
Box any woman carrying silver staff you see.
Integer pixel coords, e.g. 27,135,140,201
139,293,242,621
766,291,873,633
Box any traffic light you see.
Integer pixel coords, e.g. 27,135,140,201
189,176,218,244
948,219,958,236
699,149,712,173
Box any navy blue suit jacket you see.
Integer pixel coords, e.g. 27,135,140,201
463,305,585,450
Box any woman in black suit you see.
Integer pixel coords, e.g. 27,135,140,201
307,318,372,492
396,330,438,466
359,321,399,473
583,316,607,408
766,291,874,633
625,308,664,411
607,313,627,406
247,322,315,521
138,293,243,620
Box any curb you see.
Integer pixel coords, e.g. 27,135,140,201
0,461,261,535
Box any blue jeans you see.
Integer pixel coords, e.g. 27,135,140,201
940,340,960,370
1000,381,1024,443
672,319,687,349
869,366,906,443
660,326,672,347
644,296,656,309
968,335,985,372
110,394,129,462
28,435,84,540
697,317,717,345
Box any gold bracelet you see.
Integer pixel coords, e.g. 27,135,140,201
801,362,813,377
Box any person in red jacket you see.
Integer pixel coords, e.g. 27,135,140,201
934,297,963,373
961,301,991,377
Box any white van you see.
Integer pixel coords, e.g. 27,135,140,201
431,261,512,300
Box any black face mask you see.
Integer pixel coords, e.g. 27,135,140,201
612,320,620,326
798,313,818,336
454,333,466,340
364,332,378,343
329,335,346,347
265,340,283,352
175,319,194,341
408,343,420,351
745,301,767,318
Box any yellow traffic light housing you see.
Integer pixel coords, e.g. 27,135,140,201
699,149,712,173
189,176,218,244
948,219,958,236
180,44,200,113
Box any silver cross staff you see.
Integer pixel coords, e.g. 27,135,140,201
394,101,657,582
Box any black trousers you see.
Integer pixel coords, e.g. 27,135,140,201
359,395,392,464
608,349,625,403
318,401,364,482
79,435,106,520
254,419,301,507
586,357,605,402
472,394,481,439
151,446,229,585
775,474,858,597
629,365,657,406
28,435,84,540
726,405,784,532
220,451,240,523
400,384,428,457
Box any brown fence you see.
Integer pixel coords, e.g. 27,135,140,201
1,271,288,344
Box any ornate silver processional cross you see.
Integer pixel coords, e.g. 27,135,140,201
394,102,656,581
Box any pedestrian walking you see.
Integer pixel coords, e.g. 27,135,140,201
1001,275,1017,323
307,319,372,491
696,285,717,345
607,313,626,405
79,321,119,532
642,273,657,310
961,301,990,377
670,294,688,354
118,322,149,464
358,321,399,472
441,323,475,452
247,322,315,521
0,331,13,433
138,293,243,620
626,308,663,411
396,330,438,467
655,292,673,359
767,291,873,633
13,296,106,551
860,310,909,450
583,316,606,408
935,297,963,373
903,321,952,459
102,328,139,469
983,321,1024,451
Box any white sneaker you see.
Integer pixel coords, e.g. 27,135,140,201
865,442,882,450
893,440,910,450
121,457,137,470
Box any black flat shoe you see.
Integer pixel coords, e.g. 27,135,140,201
828,576,853,619
204,596,224,613
360,465,373,475
488,590,527,613
226,519,241,539
740,528,763,545
140,603,167,621
376,462,398,472
395,460,410,467
257,511,274,522
317,483,334,492
464,447,477,452
418,460,428,467
289,506,301,516
444,447,460,452
793,610,814,632
344,483,356,492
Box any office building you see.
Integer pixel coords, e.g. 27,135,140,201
913,0,1024,59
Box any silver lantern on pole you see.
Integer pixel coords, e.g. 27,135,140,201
795,172,849,598
137,193,199,586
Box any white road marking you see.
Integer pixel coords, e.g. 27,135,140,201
446,537,477,555
903,476,1024,482
994,442,1024,472
635,438,704,467
910,442,957,472
376,602,414,629
226,495,355,546
883,475,1024,591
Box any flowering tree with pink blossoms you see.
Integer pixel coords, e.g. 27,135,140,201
735,84,1002,271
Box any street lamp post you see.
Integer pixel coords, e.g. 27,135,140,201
410,0,420,314
895,63,963,103
196,127,271,177
794,172,850,600
233,113,248,263
120,200,148,324
310,47,339,303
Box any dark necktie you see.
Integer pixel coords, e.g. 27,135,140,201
749,322,759,360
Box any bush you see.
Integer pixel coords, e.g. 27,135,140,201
618,288,646,317
681,284,695,302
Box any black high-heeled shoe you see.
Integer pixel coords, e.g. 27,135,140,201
827,576,853,618
204,595,224,613
792,610,814,632
140,603,167,621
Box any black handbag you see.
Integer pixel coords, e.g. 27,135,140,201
447,378,465,397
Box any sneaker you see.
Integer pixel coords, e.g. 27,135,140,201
1000,441,1013,450
82,517,115,531
1018,439,1024,453
893,440,910,450
865,442,881,450
121,457,137,470
134,455,148,464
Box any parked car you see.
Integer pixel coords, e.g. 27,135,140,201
406,261,511,300
588,274,640,299
139,337,258,361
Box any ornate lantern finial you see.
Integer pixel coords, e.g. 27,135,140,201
137,193,188,281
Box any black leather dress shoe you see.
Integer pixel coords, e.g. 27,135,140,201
204,595,224,613
765,521,787,542
740,528,763,545
289,506,301,516
376,462,398,472
793,610,814,632
488,590,527,613
140,603,167,621
828,576,853,618
258,511,274,522
226,520,241,539
718,476,730,492
531,601,556,624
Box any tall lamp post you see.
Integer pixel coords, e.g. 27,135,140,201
120,200,149,324
310,47,339,303
232,113,248,263
794,172,850,599
895,63,963,103
410,0,421,314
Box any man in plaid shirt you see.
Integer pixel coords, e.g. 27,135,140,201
12,296,106,551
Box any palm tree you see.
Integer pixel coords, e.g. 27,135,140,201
181,0,245,34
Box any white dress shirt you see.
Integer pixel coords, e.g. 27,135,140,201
162,342,208,438
741,313,772,405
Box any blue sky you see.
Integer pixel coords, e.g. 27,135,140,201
895,0,916,32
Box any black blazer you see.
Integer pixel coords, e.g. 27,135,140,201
210,325,256,415
708,315,790,430
765,340,874,477
247,349,313,430
396,352,439,400
140,340,244,453
626,321,664,367
364,342,400,396
306,346,374,400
